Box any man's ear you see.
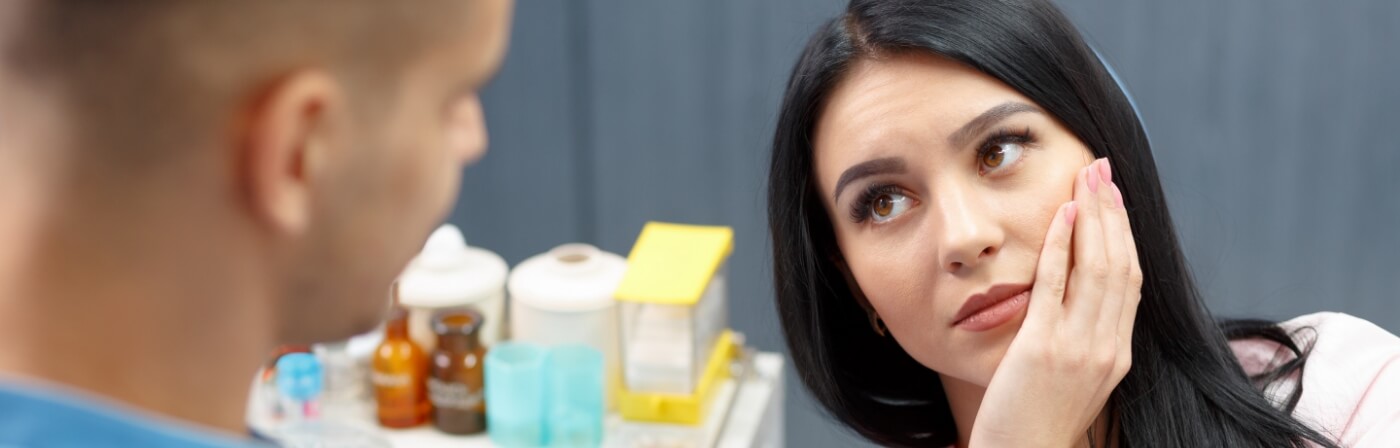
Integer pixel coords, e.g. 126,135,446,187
240,71,342,237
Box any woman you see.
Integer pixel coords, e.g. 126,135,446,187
767,0,1400,446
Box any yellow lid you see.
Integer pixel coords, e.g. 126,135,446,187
615,222,734,305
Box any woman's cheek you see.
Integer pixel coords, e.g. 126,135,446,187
856,251,940,329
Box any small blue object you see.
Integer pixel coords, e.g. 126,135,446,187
274,353,323,401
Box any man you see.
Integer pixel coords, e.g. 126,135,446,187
0,0,513,446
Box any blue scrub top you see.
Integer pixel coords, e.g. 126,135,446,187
0,380,271,448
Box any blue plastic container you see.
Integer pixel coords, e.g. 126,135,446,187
546,345,604,447
486,342,549,447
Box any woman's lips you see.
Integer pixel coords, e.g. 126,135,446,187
952,284,1032,332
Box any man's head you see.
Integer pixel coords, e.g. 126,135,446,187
0,0,513,344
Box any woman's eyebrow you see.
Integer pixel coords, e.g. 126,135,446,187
830,103,1039,202
834,157,906,201
946,101,1042,148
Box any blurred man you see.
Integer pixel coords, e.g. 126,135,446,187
0,1,512,445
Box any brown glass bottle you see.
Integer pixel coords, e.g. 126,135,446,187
428,308,488,434
372,302,430,428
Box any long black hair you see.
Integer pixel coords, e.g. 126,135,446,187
767,1,1338,446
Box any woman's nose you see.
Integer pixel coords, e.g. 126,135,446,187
933,185,1002,273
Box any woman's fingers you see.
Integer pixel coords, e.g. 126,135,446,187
1066,159,1108,327
1027,200,1077,326
1094,161,1129,340
1118,193,1144,350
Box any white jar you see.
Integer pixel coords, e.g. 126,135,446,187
398,224,507,352
508,243,627,409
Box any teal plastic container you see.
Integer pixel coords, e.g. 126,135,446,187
486,343,549,447
546,345,605,447
486,343,606,447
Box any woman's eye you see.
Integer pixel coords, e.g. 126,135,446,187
980,141,1026,173
870,192,912,223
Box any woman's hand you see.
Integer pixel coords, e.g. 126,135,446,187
968,158,1143,447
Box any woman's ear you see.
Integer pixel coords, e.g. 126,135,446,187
829,250,888,337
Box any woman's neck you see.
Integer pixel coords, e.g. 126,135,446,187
941,373,1116,448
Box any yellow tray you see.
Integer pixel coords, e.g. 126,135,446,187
617,330,738,425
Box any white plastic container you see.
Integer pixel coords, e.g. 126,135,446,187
398,224,508,352
507,243,627,409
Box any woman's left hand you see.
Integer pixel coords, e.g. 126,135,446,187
968,158,1143,447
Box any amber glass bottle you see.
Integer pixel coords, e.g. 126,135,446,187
428,308,488,434
372,298,430,428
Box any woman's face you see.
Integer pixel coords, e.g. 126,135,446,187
812,53,1094,387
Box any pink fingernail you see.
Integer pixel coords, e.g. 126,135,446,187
1087,164,1100,193
1098,158,1112,185
1064,202,1078,226
1113,184,1124,208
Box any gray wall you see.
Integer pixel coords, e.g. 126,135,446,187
452,1,1400,446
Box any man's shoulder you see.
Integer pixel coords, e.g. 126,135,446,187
0,379,268,448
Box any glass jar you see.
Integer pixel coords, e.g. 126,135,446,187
428,308,488,434
371,303,430,428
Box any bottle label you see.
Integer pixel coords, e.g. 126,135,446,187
371,371,413,388
427,378,482,410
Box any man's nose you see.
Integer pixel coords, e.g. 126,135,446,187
448,96,488,166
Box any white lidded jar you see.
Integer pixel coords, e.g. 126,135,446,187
398,224,507,352
507,243,627,410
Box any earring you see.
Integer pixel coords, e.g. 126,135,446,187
868,311,888,337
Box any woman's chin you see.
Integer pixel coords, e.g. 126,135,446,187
937,309,1030,388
